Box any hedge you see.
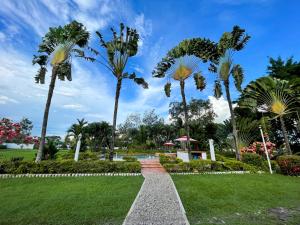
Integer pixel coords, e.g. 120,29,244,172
241,153,280,172
277,155,300,176
0,160,141,174
162,159,258,173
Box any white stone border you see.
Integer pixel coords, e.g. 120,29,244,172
0,173,141,178
170,171,258,175
169,174,190,225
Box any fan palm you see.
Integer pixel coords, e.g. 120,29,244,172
93,23,148,161
33,21,90,162
239,77,299,154
67,118,88,141
213,27,250,160
154,55,206,152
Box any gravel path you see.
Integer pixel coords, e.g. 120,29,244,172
123,172,190,225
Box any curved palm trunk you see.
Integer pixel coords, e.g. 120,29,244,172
180,80,191,152
279,115,292,155
36,67,57,162
109,78,122,161
224,81,241,160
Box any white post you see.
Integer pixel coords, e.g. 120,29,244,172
74,133,82,162
259,126,272,174
209,139,216,161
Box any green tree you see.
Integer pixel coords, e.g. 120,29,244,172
239,77,299,154
213,26,250,160
94,23,148,160
33,21,90,162
67,118,88,150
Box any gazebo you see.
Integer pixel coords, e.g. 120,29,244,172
163,141,175,152
174,135,207,162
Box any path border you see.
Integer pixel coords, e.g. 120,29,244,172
122,177,147,225
169,174,190,225
0,173,141,178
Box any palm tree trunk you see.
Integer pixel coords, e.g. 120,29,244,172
35,66,57,162
224,81,241,160
180,80,191,152
279,115,292,154
109,78,122,161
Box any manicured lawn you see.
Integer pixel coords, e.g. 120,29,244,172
0,149,69,161
173,174,300,225
0,176,143,225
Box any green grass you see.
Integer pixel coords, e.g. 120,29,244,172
0,149,69,161
173,174,300,225
0,176,143,225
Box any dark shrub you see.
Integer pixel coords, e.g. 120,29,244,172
277,155,300,176
159,154,182,164
0,145,7,149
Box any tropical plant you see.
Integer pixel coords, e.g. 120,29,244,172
67,118,88,141
239,76,300,154
153,37,219,152
93,23,148,160
33,21,91,162
213,26,250,160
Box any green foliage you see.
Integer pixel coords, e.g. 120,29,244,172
122,156,137,162
242,153,266,168
159,154,183,164
161,158,258,173
164,82,171,97
0,145,7,149
44,139,59,160
277,155,300,176
33,20,90,83
0,160,141,174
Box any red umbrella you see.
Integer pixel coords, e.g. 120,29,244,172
174,136,198,142
163,142,175,146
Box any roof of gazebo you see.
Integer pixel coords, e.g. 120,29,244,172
163,142,175,146
174,136,198,143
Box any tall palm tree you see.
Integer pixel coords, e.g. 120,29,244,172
93,23,148,160
213,27,250,160
33,21,90,162
239,77,299,154
154,55,206,151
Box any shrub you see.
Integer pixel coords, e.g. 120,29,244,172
242,153,266,169
190,160,212,172
122,156,137,162
10,157,24,162
159,154,182,164
223,160,257,173
0,160,141,174
0,144,7,149
277,155,300,176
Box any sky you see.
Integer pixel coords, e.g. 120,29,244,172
0,0,299,137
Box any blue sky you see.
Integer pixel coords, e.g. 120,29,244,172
0,0,299,137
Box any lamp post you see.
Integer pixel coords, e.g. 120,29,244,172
259,125,272,174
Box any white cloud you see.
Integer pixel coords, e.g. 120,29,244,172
0,95,19,104
62,104,85,111
208,96,236,123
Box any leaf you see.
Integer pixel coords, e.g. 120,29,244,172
193,72,206,91
214,80,223,99
164,82,171,97
232,64,244,92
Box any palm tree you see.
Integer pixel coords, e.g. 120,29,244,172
213,27,250,160
33,21,91,162
93,23,148,160
67,118,88,142
239,77,299,154
154,55,206,151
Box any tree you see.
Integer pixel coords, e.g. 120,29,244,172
20,118,33,136
153,55,208,152
213,26,250,160
67,118,88,150
239,76,300,154
33,21,91,162
94,23,148,160
85,121,112,152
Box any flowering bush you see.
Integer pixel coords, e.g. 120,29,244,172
241,141,276,157
277,155,300,176
0,118,38,145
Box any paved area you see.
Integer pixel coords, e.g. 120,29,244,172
123,159,189,225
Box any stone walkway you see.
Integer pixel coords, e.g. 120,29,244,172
123,159,189,225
